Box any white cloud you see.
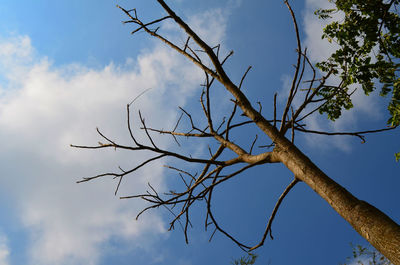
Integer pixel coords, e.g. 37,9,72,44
0,4,230,264
303,0,339,62
0,235,10,265
187,8,228,47
0,37,199,265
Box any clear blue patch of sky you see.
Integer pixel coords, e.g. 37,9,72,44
0,0,161,68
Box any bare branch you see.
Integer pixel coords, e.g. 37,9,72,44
130,16,172,35
249,135,258,154
117,5,219,79
206,167,252,251
249,177,299,251
280,0,302,133
76,154,166,185
139,110,158,149
238,66,252,90
294,126,398,143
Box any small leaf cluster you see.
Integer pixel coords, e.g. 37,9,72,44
316,0,400,127
231,253,258,265
341,244,392,265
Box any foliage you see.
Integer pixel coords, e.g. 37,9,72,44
231,253,258,265
315,0,400,127
395,151,400,161
341,244,393,265
231,245,392,265
230,245,392,265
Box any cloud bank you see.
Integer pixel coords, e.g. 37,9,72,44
0,5,228,263
0,34,197,265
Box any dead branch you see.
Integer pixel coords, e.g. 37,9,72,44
294,126,398,143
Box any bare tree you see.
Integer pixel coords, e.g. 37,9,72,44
72,1,400,263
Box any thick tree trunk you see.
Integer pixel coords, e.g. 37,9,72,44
274,137,400,265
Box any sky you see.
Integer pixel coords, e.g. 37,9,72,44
0,1,399,265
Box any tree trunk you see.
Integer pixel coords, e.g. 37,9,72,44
220,78,400,264
274,137,400,265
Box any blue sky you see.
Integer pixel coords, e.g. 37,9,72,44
0,1,399,265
